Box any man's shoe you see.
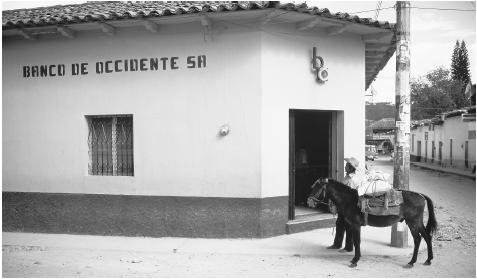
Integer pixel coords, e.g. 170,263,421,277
326,245,341,249
340,247,353,252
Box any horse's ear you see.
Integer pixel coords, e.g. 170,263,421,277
310,178,319,189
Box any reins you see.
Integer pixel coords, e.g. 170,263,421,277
309,180,337,235
308,182,328,207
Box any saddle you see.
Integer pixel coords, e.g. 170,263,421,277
358,189,404,225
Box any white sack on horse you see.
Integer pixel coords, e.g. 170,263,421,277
358,170,392,196
366,170,391,182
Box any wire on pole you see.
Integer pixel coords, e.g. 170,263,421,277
374,1,383,20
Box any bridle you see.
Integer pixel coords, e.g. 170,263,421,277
308,178,328,207
308,178,337,235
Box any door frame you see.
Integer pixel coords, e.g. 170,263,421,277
424,140,428,162
450,139,453,166
288,109,344,220
431,141,435,163
465,141,469,168
417,140,422,162
439,141,443,164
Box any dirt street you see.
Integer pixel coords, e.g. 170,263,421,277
368,157,476,276
3,157,476,277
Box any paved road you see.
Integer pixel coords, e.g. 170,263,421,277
3,158,475,277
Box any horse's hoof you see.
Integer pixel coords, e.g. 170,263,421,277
404,263,414,269
423,260,432,266
349,263,357,268
339,248,353,253
326,245,341,250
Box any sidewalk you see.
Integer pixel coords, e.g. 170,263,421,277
3,227,431,277
3,226,417,257
410,161,476,180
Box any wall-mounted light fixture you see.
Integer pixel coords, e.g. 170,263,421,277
219,124,230,136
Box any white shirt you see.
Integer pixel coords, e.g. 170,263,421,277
343,170,366,192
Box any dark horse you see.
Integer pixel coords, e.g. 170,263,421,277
309,178,437,268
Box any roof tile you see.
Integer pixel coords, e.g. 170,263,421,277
2,1,394,31
3,1,395,90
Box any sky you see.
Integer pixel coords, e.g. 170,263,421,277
2,1,476,104
311,1,476,103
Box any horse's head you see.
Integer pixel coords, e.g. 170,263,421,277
307,178,329,208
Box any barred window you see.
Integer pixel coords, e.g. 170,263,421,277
87,115,134,176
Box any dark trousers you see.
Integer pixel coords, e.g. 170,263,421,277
333,212,353,249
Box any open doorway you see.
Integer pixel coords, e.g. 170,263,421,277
289,109,343,220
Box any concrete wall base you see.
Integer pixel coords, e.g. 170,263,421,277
3,192,288,238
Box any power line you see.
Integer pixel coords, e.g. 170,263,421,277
347,5,475,15
210,4,474,37
411,6,476,12
412,107,453,110
374,1,383,20
347,6,395,15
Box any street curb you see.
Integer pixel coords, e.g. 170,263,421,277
411,162,476,180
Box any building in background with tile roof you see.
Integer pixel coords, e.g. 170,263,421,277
366,117,395,154
3,1,395,238
410,106,476,172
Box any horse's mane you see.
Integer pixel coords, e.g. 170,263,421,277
328,179,359,200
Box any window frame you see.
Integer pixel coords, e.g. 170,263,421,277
86,114,134,176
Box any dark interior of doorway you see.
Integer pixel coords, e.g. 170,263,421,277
292,110,332,218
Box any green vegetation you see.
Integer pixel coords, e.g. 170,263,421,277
451,40,471,85
365,102,394,121
411,68,465,120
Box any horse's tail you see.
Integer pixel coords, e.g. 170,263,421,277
423,194,438,236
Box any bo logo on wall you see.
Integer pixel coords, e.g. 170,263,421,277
21,55,206,78
311,47,328,83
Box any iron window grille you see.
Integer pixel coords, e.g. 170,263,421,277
87,115,134,176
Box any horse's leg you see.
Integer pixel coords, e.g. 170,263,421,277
419,222,433,265
342,222,354,252
329,213,345,249
405,223,422,268
349,224,361,268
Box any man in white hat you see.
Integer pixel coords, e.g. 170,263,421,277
343,157,366,191
327,157,365,252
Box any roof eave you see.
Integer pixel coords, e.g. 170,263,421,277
2,2,396,87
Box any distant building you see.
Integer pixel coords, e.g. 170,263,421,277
410,107,476,172
366,117,394,154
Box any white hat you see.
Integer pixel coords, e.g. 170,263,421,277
344,157,359,169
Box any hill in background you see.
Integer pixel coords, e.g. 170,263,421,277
366,102,394,121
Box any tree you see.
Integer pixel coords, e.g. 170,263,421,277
458,41,471,85
450,40,471,107
365,102,395,121
451,40,460,80
411,67,464,120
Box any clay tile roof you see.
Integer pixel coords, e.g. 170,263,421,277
411,118,432,126
3,1,395,90
443,108,472,119
369,118,395,130
2,1,394,31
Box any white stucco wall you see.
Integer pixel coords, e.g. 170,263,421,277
411,118,476,170
3,22,368,198
3,24,262,197
440,117,476,168
260,26,365,198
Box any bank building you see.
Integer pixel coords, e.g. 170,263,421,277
3,1,395,238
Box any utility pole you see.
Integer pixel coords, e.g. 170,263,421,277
391,1,410,247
